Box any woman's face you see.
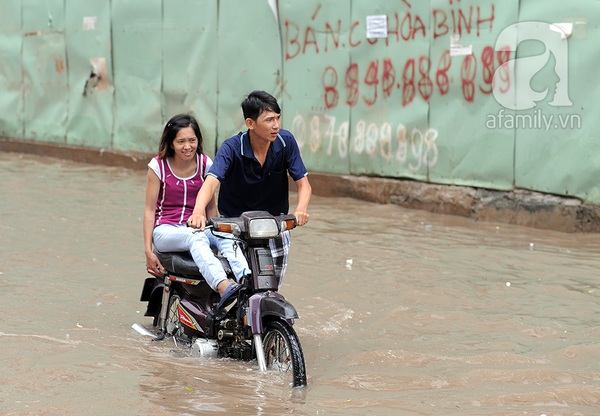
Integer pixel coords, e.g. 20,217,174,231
171,126,197,161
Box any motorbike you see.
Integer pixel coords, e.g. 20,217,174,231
132,210,307,388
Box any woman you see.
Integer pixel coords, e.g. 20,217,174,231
143,114,246,297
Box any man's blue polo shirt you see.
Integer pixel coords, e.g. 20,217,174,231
207,129,308,217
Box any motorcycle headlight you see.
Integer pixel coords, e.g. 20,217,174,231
248,218,279,238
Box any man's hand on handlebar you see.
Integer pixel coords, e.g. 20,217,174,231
293,210,310,226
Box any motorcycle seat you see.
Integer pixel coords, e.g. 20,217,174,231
154,249,232,278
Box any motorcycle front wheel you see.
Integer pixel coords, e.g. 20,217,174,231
262,320,307,387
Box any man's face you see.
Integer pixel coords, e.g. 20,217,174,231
247,110,281,143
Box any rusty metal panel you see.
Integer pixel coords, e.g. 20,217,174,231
111,0,162,153
0,1,24,139
162,0,218,154
21,0,68,144
65,0,113,149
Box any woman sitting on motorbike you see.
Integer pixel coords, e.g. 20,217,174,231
143,113,247,299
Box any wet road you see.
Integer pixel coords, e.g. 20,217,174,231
1,152,600,416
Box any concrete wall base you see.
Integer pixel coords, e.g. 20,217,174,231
2,138,598,233
308,173,600,233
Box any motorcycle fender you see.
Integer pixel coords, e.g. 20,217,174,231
140,277,164,317
140,277,158,301
248,293,299,335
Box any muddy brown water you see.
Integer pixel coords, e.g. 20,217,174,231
1,152,599,416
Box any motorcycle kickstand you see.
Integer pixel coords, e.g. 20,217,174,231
253,334,267,372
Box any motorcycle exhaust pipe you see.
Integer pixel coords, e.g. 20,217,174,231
132,323,156,338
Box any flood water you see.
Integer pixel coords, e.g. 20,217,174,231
1,152,600,416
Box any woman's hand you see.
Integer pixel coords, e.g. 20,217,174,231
187,213,206,229
145,252,165,276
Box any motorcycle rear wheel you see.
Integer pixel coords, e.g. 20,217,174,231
262,320,307,387
166,293,189,342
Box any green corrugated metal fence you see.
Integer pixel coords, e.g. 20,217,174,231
0,0,598,203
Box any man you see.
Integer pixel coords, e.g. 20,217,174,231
188,90,311,292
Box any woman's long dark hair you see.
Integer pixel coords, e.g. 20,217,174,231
157,114,203,159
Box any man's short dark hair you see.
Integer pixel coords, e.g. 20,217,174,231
241,90,281,121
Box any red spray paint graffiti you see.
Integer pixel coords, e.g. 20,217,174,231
283,1,508,108
284,3,496,59
321,47,510,109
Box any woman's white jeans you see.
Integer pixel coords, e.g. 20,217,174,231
152,224,249,291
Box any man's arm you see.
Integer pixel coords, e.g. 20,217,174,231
188,175,220,230
205,194,219,219
292,176,312,226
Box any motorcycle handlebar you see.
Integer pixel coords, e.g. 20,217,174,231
207,212,297,237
